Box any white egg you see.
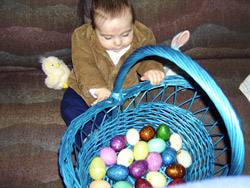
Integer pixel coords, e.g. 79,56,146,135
126,128,140,146
169,133,182,151
117,148,134,167
146,171,167,187
176,149,192,168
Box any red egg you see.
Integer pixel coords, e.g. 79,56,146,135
140,126,155,141
168,178,186,186
165,163,186,179
135,178,153,188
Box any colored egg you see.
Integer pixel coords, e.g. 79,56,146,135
156,124,171,141
165,163,186,179
106,165,129,181
148,138,166,153
128,160,148,179
146,152,162,171
176,150,192,168
117,148,134,167
161,147,177,166
169,133,182,151
134,141,149,160
110,135,127,152
168,178,186,186
140,126,155,141
146,171,167,188
89,180,111,188
89,157,106,180
99,147,117,166
135,178,153,188
113,181,132,188
126,128,140,146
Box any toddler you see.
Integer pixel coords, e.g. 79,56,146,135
61,0,165,144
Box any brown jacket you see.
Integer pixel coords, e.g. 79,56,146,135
68,21,164,106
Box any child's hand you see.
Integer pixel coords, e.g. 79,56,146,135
140,70,165,85
91,88,111,106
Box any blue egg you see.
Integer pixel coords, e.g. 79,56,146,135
161,147,177,166
107,165,129,181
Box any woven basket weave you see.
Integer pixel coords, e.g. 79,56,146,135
59,45,245,188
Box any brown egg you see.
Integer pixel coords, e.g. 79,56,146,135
165,163,186,179
140,126,155,141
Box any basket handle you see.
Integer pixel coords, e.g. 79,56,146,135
111,45,244,175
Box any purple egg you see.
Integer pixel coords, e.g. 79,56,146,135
161,147,177,166
128,160,148,179
110,135,127,152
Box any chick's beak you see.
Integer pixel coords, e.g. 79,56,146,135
56,63,60,68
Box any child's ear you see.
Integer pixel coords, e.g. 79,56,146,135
171,30,190,50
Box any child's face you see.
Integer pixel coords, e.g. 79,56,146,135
94,7,134,53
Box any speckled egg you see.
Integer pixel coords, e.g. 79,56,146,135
146,171,167,188
176,149,192,168
146,152,162,171
135,178,153,188
169,133,182,151
89,180,111,188
168,178,186,186
99,147,117,166
140,126,155,141
110,135,127,152
148,138,167,153
106,165,129,181
156,124,171,141
126,128,140,146
134,141,149,161
165,163,186,179
128,160,148,179
113,181,132,188
161,147,177,166
117,148,134,167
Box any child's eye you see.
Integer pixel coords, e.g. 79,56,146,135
122,33,129,37
104,36,112,40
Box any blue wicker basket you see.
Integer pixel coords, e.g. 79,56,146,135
59,45,245,188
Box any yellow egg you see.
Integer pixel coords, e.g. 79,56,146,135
169,133,182,151
126,128,140,146
176,149,192,168
89,180,111,188
133,141,149,161
89,157,106,180
117,148,134,167
146,171,167,187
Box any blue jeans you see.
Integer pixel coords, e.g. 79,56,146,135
61,87,104,147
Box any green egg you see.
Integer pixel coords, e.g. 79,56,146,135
113,181,132,188
156,124,170,141
148,138,166,153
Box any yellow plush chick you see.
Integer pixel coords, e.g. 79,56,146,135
40,56,70,90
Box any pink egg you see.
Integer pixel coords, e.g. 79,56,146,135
146,152,162,171
99,147,117,166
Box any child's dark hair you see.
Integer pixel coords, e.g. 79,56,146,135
90,0,135,29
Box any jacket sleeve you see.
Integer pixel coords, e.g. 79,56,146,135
136,25,165,76
71,29,108,97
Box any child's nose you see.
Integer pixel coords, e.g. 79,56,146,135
114,37,122,46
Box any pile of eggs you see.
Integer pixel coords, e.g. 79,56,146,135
89,124,192,188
